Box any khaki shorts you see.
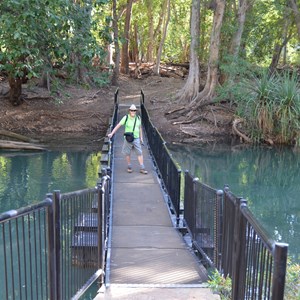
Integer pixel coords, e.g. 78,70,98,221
122,138,143,156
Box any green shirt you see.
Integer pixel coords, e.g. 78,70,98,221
120,114,141,138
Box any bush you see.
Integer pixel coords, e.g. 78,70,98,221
208,269,232,300
284,259,300,300
226,69,300,145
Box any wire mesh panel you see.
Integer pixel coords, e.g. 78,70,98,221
58,188,100,300
221,188,236,277
223,191,288,300
183,171,196,238
194,182,218,265
0,200,53,300
141,103,181,221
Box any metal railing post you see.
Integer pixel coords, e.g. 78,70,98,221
232,198,247,300
192,178,199,241
53,190,61,300
271,243,288,300
215,190,223,269
46,194,56,300
176,168,181,227
114,88,119,105
97,180,103,284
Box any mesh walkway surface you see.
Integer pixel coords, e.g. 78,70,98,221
94,104,220,300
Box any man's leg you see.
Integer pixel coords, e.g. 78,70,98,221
126,155,132,173
137,155,148,174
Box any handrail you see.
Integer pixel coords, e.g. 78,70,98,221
0,198,52,221
140,91,288,300
140,92,181,224
0,89,288,300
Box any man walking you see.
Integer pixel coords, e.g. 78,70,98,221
108,104,148,174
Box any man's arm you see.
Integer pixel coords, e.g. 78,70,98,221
108,122,122,138
139,126,144,144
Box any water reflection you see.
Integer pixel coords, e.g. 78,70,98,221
0,150,101,213
168,143,300,263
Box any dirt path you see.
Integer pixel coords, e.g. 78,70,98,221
0,75,234,150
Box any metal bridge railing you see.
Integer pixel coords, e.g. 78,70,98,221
140,90,288,300
0,175,111,300
183,172,288,300
0,89,118,300
0,199,54,300
222,188,288,300
184,171,223,269
140,90,181,224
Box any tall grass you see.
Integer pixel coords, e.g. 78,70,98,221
273,71,300,144
232,70,300,145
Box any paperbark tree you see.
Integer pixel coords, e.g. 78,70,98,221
219,0,250,84
112,0,120,85
229,0,249,58
186,0,226,113
154,0,171,75
289,0,300,39
176,0,200,102
146,0,155,62
269,7,292,75
121,0,133,74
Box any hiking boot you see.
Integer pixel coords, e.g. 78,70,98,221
127,166,133,173
140,169,148,174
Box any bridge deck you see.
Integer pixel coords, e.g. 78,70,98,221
95,104,219,299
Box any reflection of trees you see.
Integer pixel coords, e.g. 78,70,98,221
168,144,300,262
0,151,100,214
3,156,30,210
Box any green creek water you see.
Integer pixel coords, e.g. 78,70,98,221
0,143,299,268
168,143,300,263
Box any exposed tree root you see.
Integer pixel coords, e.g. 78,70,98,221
165,106,185,115
232,118,252,143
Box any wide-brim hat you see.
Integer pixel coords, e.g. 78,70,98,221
129,104,137,110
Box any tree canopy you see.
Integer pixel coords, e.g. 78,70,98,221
1,0,300,144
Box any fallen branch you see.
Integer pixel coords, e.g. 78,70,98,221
0,140,46,151
165,106,185,115
180,126,199,138
90,90,102,99
173,115,203,125
0,130,38,143
232,119,252,143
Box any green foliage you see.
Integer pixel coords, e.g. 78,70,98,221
0,0,110,88
208,269,232,300
284,259,300,300
221,68,300,145
273,71,300,144
207,261,300,300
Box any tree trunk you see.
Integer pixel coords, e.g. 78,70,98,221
72,0,94,86
154,0,171,75
289,0,300,39
219,0,249,84
112,0,120,86
269,10,292,74
176,0,200,102
229,0,248,57
132,22,139,64
146,0,154,62
120,0,133,74
199,0,208,63
8,75,23,106
188,0,226,111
